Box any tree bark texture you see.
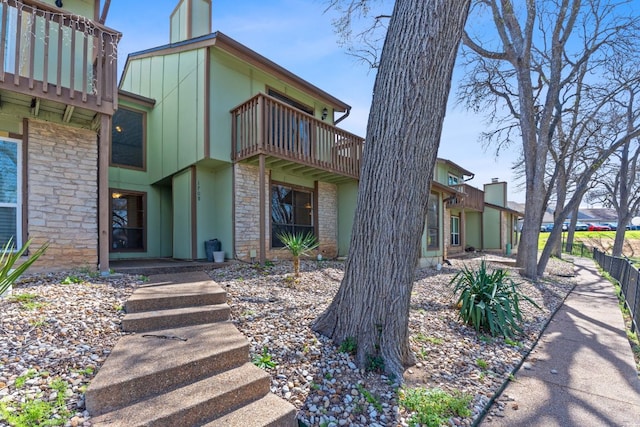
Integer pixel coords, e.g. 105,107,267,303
313,0,471,379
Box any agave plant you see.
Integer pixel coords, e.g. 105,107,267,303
275,231,319,277
450,260,540,338
1,238,48,296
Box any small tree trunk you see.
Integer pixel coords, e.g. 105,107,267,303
313,0,471,379
293,256,300,277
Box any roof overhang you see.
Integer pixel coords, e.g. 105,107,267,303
121,32,351,112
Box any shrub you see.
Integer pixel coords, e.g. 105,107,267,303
450,260,540,338
1,238,48,297
275,231,319,277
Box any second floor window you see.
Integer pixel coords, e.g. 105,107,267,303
111,108,145,169
448,174,460,186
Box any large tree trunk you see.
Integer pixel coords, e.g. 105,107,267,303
313,0,471,379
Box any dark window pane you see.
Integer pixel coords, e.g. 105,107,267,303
0,207,16,248
271,184,314,248
427,193,439,250
111,108,144,168
111,192,145,251
0,140,18,204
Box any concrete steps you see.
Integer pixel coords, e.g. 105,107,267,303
121,304,231,332
85,271,296,426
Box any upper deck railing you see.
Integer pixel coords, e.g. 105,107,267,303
0,0,121,115
447,183,485,211
231,93,364,180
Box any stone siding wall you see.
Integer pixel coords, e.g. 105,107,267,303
234,163,264,261
317,182,338,259
27,120,98,270
234,163,339,261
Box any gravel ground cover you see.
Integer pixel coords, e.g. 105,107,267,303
0,273,140,426
210,254,576,427
0,254,575,426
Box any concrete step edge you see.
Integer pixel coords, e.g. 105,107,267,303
85,323,249,415
202,392,298,427
122,304,231,332
90,363,271,427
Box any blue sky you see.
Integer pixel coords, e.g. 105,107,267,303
105,0,524,202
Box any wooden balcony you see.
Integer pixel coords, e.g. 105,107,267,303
447,183,485,212
231,93,364,182
0,0,121,116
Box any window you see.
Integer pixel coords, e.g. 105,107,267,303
448,174,460,186
271,184,314,248
111,107,145,169
451,216,460,246
267,88,313,156
110,190,146,251
0,138,21,248
427,192,439,250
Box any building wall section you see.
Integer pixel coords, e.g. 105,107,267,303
27,120,98,270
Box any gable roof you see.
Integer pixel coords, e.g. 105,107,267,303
436,158,474,178
121,31,351,112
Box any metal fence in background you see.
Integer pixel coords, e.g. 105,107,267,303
593,248,640,334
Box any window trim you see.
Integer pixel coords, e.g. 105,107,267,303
269,180,315,249
0,136,23,249
427,191,439,250
266,86,314,115
110,106,147,171
451,215,460,246
109,188,147,253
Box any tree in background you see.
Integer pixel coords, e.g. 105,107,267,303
313,0,471,378
459,0,640,277
588,136,640,256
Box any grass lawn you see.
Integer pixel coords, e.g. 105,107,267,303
538,230,640,262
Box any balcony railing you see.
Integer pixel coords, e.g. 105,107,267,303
448,183,485,212
0,0,121,114
231,93,364,180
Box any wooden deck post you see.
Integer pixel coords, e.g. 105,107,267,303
99,114,111,275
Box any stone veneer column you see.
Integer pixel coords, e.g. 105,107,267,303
317,182,338,258
234,163,263,261
27,120,98,270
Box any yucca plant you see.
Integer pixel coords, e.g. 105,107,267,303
1,238,49,297
450,260,540,338
275,231,319,277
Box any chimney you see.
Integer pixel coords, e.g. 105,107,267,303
170,0,212,43
491,178,499,183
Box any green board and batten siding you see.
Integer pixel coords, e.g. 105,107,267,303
120,49,207,182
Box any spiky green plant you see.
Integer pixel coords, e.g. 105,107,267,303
1,238,48,297
450,260,540,338
276,231,319,277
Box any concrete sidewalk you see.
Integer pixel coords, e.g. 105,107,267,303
482,257,640,427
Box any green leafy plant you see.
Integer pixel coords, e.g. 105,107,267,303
400,387,472,427
0,377,70,426
14,369,38,389
1,238,48,297
356,384,383,412
252,346,277,369
451,260,540,338
365,354,385,373
60,275,83,285
476,358,489,370
338,336,357,355
275,231,319,277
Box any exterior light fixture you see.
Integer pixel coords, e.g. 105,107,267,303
55,0,63,7
321,108,328,121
